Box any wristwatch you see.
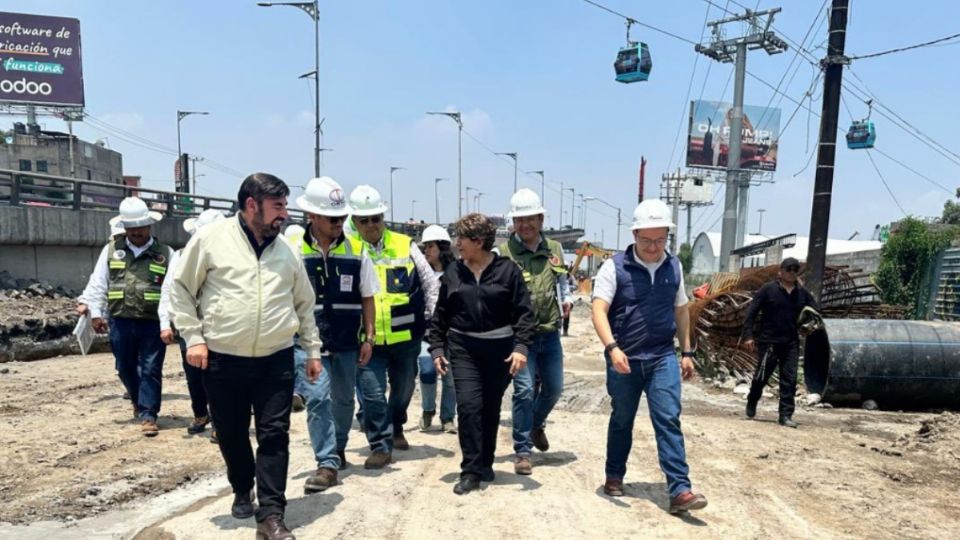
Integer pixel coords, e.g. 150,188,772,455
681,351,695,359
363,336,376,346
604,341,619,354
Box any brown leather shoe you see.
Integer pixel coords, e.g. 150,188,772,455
531,427,550,452
304,467,338,493
255,514,295,540
141,420,159,437
669,491,708,514
393,432,410,451
603,477,624,497
514,455,532,475
364,451,393,470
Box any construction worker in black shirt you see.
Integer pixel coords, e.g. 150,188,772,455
741,257,820,428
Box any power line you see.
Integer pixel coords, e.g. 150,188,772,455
849,31,960,60
666,1,714,170
578,0,698,45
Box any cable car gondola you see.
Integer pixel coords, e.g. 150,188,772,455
614,19,651,83
846,100,876,149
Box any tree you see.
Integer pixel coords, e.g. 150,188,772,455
942,189,960,225
875,217,954,317
679,243,693,275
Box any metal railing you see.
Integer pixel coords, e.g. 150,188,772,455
0,169,306,221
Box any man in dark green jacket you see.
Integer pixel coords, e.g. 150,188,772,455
500,188,572,476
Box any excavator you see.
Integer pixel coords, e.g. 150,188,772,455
570,241,615,294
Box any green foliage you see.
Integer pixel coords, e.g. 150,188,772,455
875,217,955,317
941,199,960,225
678,242,693,274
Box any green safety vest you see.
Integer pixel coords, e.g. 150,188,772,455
498,234,567,333
351,229,425,346
106,236,171,320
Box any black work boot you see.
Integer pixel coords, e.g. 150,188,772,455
745,401,757,419
231,488,256,519
778,416,798,428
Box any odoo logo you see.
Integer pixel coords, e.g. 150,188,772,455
0,77,53,96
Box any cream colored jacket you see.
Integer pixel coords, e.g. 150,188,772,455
171,215,322,358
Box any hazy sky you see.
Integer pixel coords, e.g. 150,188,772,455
5,0,959,249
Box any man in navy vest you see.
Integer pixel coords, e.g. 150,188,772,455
591,199,708,515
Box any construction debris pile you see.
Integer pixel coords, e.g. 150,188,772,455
0,271,106,362
691,264,908,384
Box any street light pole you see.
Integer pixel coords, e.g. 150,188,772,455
259,0,321,177
526,170,545,203
427,111,463,218
756,208,766,235
176,110,208,193
411,199,417,221
389,166,406,222
434,178,448,223
474,192,484,214
564,187,575,228
465,186,477,213
585,196,624,249
496,152,518,193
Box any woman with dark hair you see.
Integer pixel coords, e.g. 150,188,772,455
417,225,458,434
428,213,535,494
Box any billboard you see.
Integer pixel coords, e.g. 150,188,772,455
0,12,84,107
686,100,780,171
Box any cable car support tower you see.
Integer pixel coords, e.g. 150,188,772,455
695,7,787,271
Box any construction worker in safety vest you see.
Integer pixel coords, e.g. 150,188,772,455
347,185,439,469
76,196,174,437
498,188,572,476
291,176,380,492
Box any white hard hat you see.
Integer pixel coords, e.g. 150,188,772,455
284,224,306,241
183,209,226,235
114,196,163,228
296,176,349,217
348,185,389,217
631,199,675,230
108,216,125,237
507,188,546,219
421,224,451,244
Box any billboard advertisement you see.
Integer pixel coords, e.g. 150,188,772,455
0,12,84,107
686,100,780,171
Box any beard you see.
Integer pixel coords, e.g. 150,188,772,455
254,207,285,240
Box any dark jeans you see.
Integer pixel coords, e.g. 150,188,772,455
109,317,166,422
448,332,514,477
360,340,420,451
176,336,209,419
203,347,294,522
747,341,799,418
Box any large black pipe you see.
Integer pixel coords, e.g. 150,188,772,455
805,319,960,409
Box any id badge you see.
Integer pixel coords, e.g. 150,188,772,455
340,274,354,292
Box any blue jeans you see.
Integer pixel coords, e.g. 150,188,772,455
605,352,692,498
418,342,456,422
109,317,166,422
512,330,564,455
358,340,420,452
294,347,343,469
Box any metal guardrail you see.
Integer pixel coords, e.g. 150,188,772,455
0,168,307,221
933,248,960,321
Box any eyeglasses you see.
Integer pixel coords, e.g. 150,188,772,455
356,215,383,225
324,215,345,224
784,266,800,272
637,237,668,248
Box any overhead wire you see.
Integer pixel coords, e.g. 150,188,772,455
839,94,908,216
666,1,714,171
848,31,960,60
578,0,698,45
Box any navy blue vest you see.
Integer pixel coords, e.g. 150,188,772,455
303,235,364,353
607,247,681,360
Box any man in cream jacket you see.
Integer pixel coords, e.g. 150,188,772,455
171,173,321,540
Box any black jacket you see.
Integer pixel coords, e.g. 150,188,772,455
742,280,819,344
427,255,535,358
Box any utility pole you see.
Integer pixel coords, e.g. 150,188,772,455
806,0,849,301
389,166,405,222
686,203,693,246
496,152,518,193
696,7,787,271
559,180,564,231
671,170,681,254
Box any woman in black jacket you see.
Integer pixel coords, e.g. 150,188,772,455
428,213,535,494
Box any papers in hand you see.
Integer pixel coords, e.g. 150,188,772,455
73,313,95,356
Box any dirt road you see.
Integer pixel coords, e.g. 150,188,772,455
2,308,959,539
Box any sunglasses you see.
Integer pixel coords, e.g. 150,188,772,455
784,266,800,272
324,215,345,224
356,215,383,225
